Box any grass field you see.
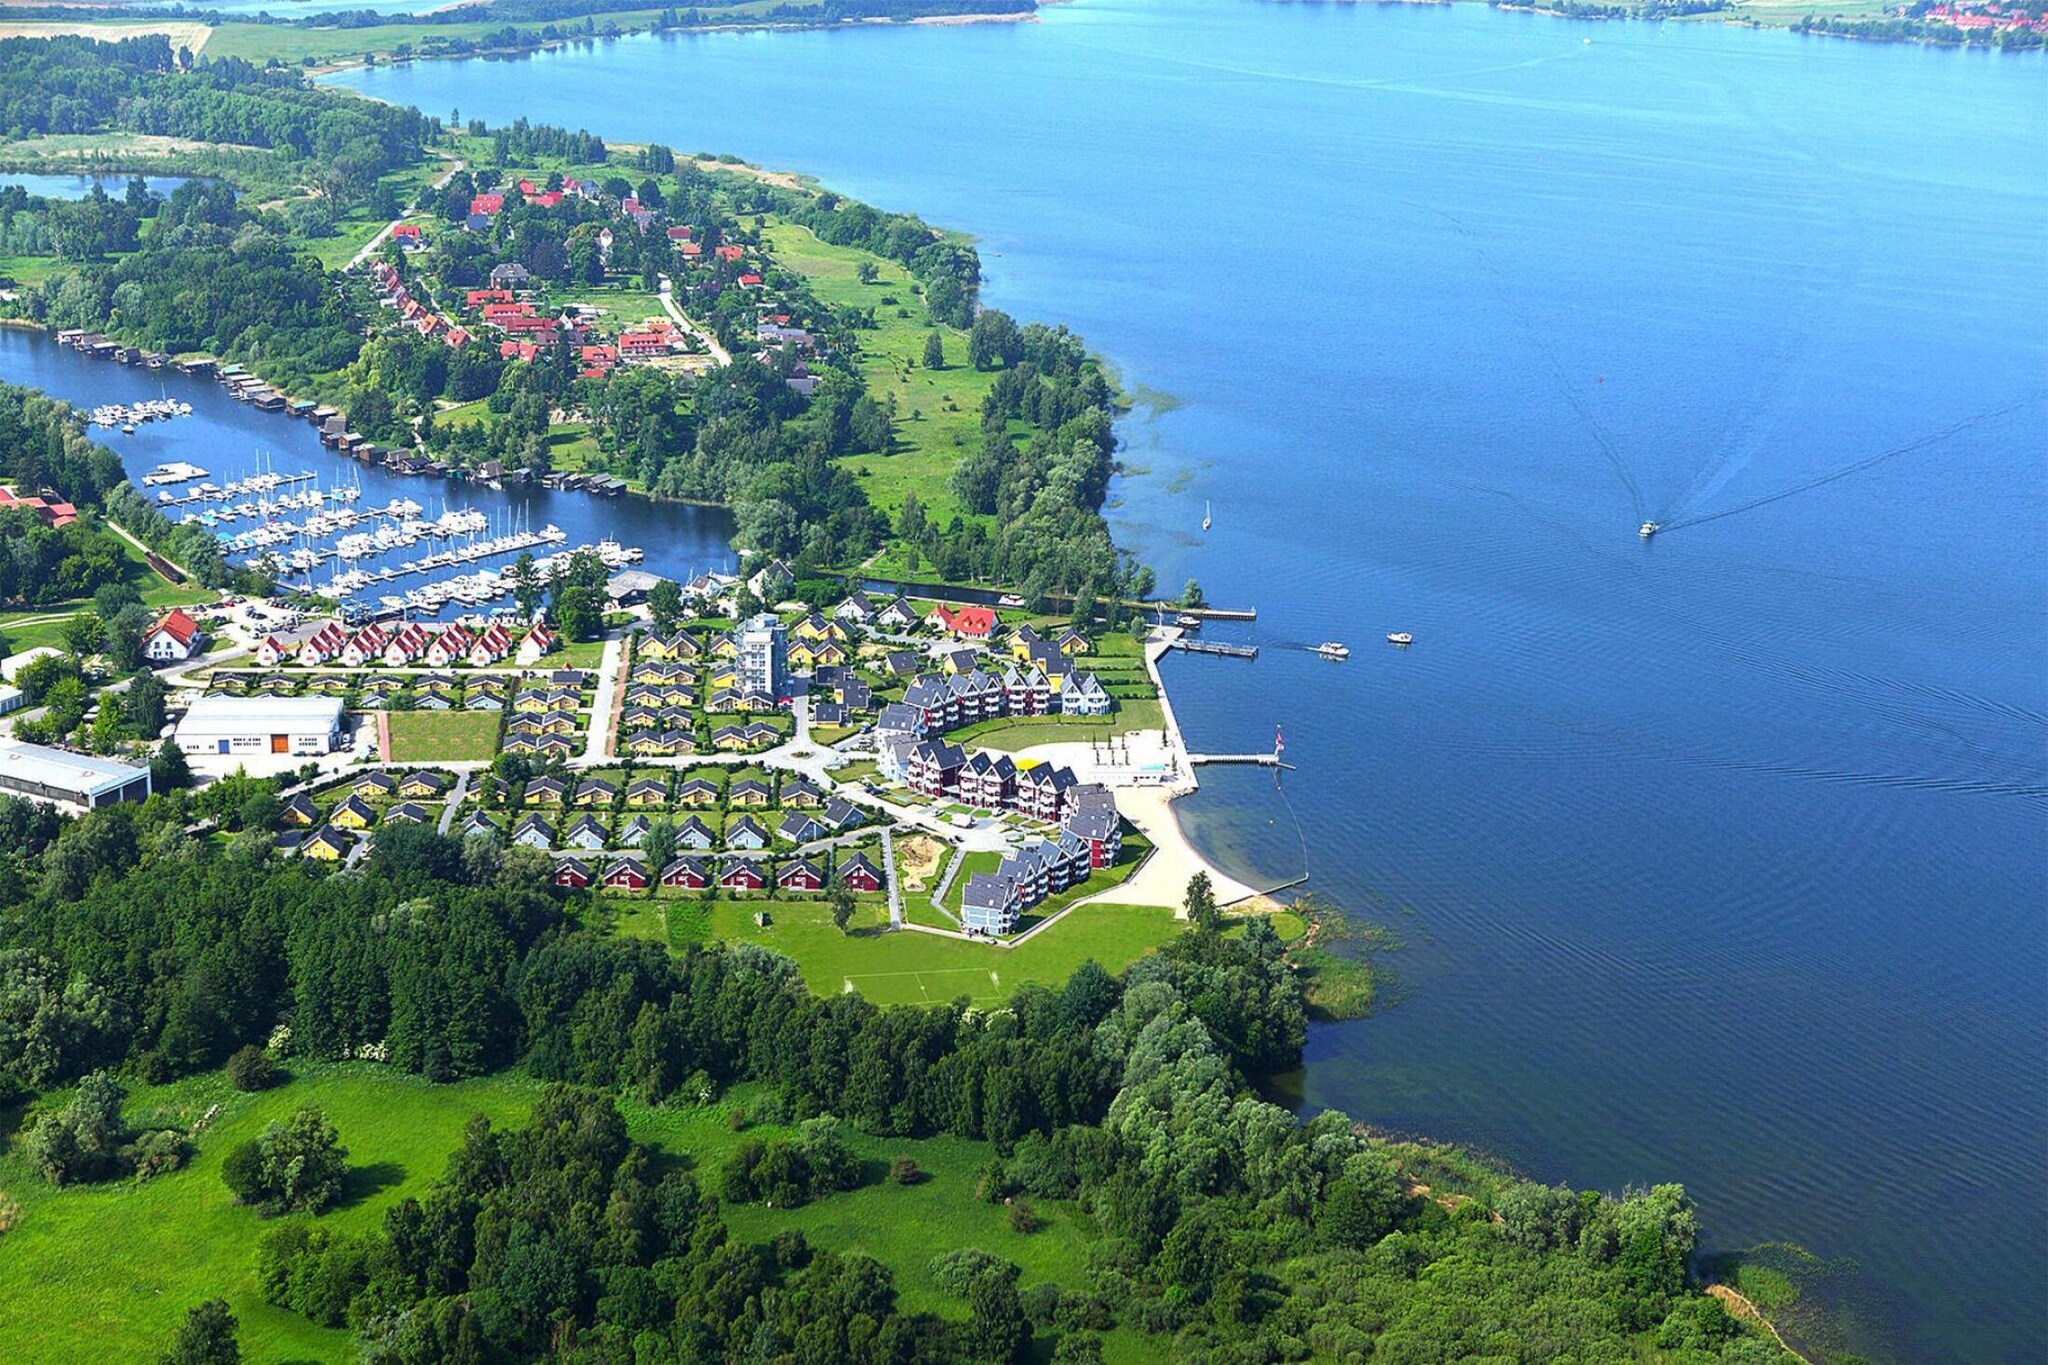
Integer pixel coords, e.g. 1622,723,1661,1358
0,532,213,656
2,1060,1174,1363
764,220,998,530
947,699,1167,752
0,1064,544,1364
383,709,499,762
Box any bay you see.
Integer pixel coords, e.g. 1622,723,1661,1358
225,4,2048,1357
0,328,739,599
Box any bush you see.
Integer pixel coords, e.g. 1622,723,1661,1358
225,1046,278,1093
889,1155,923,1185
129,1128,190,1182
1008,1199,1039,1234
221,1105,349,1215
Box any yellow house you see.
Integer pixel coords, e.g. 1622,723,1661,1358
675,779,721,807
1056,629,1092,656
301,829,351,861
791,613,846,643
329,796,376,830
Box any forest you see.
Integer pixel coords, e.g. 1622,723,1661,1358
0,798,1790,1362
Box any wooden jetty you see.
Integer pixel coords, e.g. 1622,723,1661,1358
1167,638,1258,660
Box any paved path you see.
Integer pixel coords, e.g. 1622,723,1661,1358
927,846,966,926
437,771,469,834
656,276,731,366
583,633,625,762
882,827,903,927
348,155,463,272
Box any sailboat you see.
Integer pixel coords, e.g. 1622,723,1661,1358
1202,500,1212,532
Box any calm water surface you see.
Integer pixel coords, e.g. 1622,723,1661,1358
173,6,2048,1357
1,173,198,200
0,329,738,597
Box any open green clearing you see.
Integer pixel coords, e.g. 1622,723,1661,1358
0,530,212,655
0,1064,543,1364
613,893,1179,1006
948,699,1167,751
383,709,500,761
0,1061,1174,1364
765,220,995,530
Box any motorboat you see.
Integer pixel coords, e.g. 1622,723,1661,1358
1386,633,1413,647
1316,641,1350,660
1639,522,1658,539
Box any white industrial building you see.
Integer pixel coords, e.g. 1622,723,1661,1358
175,695,347,757
0,741,152,809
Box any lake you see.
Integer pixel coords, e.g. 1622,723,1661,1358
107,3,2048,1357
1,173,198,200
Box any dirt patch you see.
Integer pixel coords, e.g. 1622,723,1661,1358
896,834,943,891
681,156,808,193
1705,1284,1811,1362
0,20,211,50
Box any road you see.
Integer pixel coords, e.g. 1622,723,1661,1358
656,276,732,366
348,155,465,272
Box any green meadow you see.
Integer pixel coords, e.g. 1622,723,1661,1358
0,1058,1180,1362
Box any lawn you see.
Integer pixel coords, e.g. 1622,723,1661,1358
947,699,1166,752
0,1064,543,1364
0,531,213,655
677,895,1179,1006
383,709,500,762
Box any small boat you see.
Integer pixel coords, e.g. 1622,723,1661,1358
121,423,136,435
997,593,1025,608
1174,613,1203,630
1202,500,1213,532
1639,522,1658,539
1386,633,1413,647
1316,641,1350,660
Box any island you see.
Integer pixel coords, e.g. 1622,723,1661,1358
0,29,1807,1365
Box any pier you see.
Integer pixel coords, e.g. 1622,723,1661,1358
1166,638,1259,660
1188,752,1294,769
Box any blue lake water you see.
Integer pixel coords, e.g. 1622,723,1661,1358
0,329,739,599
1,173,197,200
77,4,2048,1358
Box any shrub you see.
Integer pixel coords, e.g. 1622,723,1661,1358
889,1155,923,1186
129,1128,190,1182
221,1105,349,1215
1008,1199,1040,1234
226,1046,278,1093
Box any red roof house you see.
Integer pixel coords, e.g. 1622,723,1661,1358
142,608,204,663
933,604,999,639
468,193,505,216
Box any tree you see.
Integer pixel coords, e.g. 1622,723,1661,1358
1179,578,1206,609
222,1105,349,1215
922,332,945,370
1183,873,1218,933
226,1045,278,1093
150,738,191,792
828,883,856,935
62,610,105,659
23,1070,129,1185
553,585,600,642
640,817,676,883
647,578,684,635
509,551,543,619
161,1298,239,1365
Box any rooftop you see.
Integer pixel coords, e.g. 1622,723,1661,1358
0,741,150,799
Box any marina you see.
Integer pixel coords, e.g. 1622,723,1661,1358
2,327,740,624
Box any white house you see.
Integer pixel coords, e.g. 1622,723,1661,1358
142,608,205,664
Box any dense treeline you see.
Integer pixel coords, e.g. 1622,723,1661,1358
0,36,431,200
1793,11,2044,46
24,180,369,401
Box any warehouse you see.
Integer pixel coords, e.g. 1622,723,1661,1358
0,741,152,809
175,695,347,757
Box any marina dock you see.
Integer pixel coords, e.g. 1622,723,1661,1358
1166,638,1259,659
